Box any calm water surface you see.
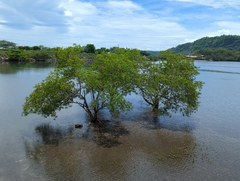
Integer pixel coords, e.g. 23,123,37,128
0,61,239,181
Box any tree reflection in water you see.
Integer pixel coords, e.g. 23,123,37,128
23,113,199,180
35,124,75,146
118,108,196,132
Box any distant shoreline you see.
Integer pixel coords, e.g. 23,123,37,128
194,59,240,62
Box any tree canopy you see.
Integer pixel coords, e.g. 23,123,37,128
84,44,96,53
22,46,203,122
0,40,16,49
8,49,28,62
137,51,203,117
22,46,143,122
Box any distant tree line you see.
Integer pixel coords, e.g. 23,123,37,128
0,40,160,63
194,48,240,61
0,40,55,63
139,50,160,61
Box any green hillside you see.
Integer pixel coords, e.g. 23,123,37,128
170,35,240,61
171,35,240,54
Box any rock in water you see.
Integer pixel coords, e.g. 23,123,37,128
75,124,83,128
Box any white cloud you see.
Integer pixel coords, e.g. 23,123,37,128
0,0,240,50
214,21,240,34
183,38,198,43
0,17,7,23
64,11,73,17
0,24,69,47
58,0,98,17
106,0,143,12
217,29,231,35
53,0,192,50
189,21,240,41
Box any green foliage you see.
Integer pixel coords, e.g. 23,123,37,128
145,50,160,56
148,54,159,61
137,51,203,117
26,50,53,62
32,46,41,50
23,46,85,119
0,40,54,62
22,45,203,122
84,44,96,53
90,48,142,116
8,49,28,62
22,70,76,118
23,46,143,122
18,46,32,50
195,48,240,61
95,47,108,54
139,50,159,61
171,35,240,56
0,40,16,49
6,48,54,62
0,50,8,59
171,42,192,55
140,50,150,56
18,45,50,50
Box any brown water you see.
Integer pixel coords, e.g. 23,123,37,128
0,62,240,180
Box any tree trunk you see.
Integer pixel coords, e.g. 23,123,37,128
85,108,102,123
152,101,159,111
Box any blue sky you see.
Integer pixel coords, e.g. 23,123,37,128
0,0,240,50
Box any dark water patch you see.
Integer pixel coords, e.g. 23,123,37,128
29,120,130,149
81,121,130,148
118,108,195,132
199,69,240,74
35,124,75,146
